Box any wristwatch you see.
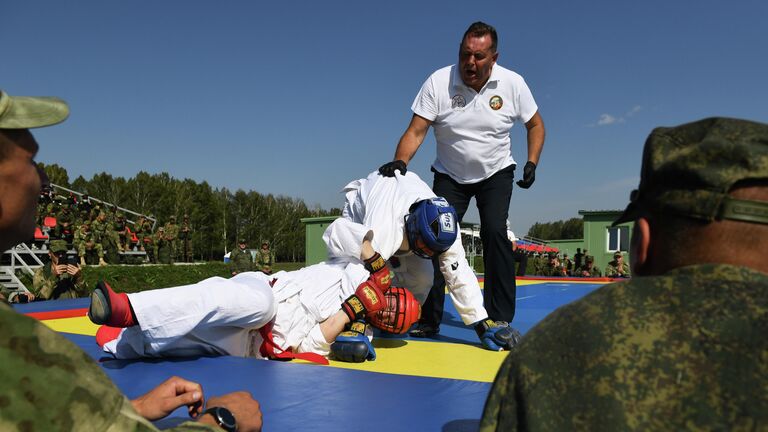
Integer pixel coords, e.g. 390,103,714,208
203,406,237,432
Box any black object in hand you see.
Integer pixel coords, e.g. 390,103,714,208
516,161,537,189
378,160,407,177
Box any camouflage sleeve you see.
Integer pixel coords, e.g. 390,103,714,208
0,304,217,431
605,264,616,277
31,266,56,300
479,352,521,431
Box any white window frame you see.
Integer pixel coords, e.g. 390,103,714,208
606,226,629,252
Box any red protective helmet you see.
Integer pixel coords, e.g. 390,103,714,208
368,286,421,334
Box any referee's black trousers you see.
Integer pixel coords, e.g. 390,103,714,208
421,164,518,327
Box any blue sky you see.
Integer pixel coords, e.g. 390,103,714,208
3,1,767,234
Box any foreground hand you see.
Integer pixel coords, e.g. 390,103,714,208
130,376,204,421
516,161,537,189
202,392,263,432
378,160,407,177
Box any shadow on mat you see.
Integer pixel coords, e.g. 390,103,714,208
98,354,216,369
443,419,480,431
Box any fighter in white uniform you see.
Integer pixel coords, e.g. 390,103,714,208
323,170,520,350
89,239,420,364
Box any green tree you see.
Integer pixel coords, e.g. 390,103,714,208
39,163,70,187
528,218,583,240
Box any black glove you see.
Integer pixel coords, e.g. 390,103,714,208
378,160,407,177
516,161,537,189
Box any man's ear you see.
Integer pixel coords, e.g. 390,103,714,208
629,218,650,275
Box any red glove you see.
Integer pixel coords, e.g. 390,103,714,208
364,252,393,290
342,278,387,322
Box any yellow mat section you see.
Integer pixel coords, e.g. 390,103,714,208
43,316,505,382
42,315,99,336
328,338,507,382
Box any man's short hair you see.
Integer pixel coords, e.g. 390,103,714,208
462,21,498,52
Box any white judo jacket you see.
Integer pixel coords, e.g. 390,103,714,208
323,170,487,325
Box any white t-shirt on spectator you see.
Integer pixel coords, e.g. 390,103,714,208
412,64,538,184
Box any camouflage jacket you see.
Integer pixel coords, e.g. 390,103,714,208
179,222,192,240
74,226,97,246
164,222,179,241
91,218,110,242
0,303,216,431
573,265,602,277
229,247,252,274
479,264,768,431
541,263,566,277
605,260,631,278
256,249,273,271
31,262,87,300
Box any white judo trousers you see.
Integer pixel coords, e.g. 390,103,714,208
103,261,369,359
322,170,487,325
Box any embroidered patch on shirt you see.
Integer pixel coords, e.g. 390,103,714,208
451,94,466,108
489,95,503,110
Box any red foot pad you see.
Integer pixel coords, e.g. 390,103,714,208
96,325,123,347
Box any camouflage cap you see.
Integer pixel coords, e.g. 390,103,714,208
239,238,247,244
585,255,595,263
614,251,623,258
0,90,69,129
49,240,68,253
614,117,768,226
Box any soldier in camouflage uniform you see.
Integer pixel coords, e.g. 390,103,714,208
531,252,544,275
90,211,113,263
540,253,566,277
114,212,130,252
141,216,156,263
229,239,253,275
179,214,193,262
605,250,631,278
164,215,180,263
30,239,87,300
155,226,173,264
51,211,76,248
256,240,274,274
75,221,106,266
573,255,602,277
0,89,263,432
480,118,768,431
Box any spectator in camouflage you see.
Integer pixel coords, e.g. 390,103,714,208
480,117,768,431
230,238,253,275
256,240,273,274
0,89,263,431
573,255,602,277
605,251,631,278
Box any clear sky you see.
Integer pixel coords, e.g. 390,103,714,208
4,1,767,235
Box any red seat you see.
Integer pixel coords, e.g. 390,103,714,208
43,216,57,228
34,227,49,240
125,226,139,243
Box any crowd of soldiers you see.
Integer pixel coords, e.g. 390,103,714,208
525,247,631,278
35,187,194,265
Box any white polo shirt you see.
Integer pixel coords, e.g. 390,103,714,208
411,64,538,184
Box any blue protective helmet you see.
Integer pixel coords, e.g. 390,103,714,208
405,197,458,259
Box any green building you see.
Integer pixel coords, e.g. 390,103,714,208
549,210,634,271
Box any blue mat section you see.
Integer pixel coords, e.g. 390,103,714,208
20,279,604,431
410,282,603,345
63,333,492,431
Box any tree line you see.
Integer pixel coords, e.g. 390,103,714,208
40,163,341,262
527,217,583,240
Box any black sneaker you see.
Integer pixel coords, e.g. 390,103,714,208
409,321,440,338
